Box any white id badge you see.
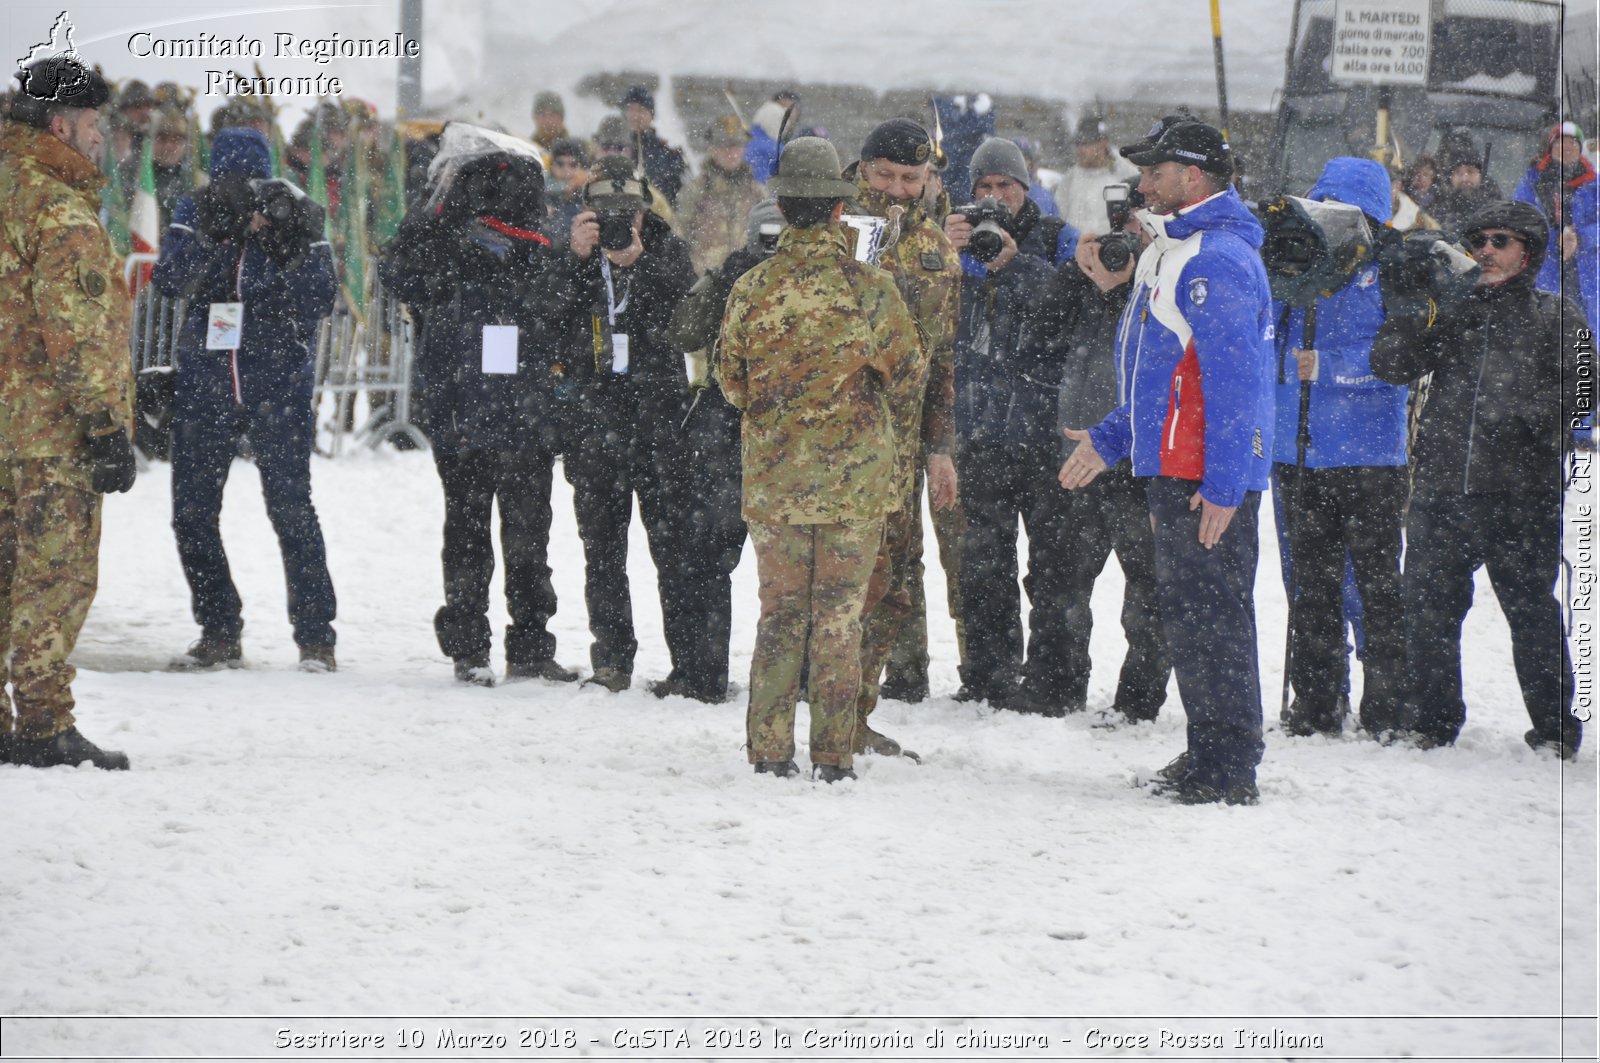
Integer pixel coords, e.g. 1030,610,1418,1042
481,325,518,374
611,332,630,374
206,302,244,350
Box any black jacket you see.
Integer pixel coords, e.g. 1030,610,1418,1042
953,199,1065,449
550,210,695,441
379,209,566,456
1051,263,1134,441
1372,248,1590,497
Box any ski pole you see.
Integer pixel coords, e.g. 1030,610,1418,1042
1281,303,1317,723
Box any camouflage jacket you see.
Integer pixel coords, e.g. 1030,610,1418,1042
718,223,920,524
0,123,133,458
847,168,960,480
675,162,766,274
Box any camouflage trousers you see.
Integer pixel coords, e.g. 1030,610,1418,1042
746,519,883,769
857,472,957,722
886,470,968,685
0,455,102,740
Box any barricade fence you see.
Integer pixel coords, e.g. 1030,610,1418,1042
126,253,425,457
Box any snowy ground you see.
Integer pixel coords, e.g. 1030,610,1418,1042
2,450,1594,1060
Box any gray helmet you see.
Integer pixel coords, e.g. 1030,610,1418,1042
766,136,855,199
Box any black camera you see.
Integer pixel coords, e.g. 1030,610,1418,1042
596,209,637,251
248,178,321,264
1376,229,1480,311
957,196,1011,263
1097,181,1144,272
253,178,301,228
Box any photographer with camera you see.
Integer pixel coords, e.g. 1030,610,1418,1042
1058,119,1275,806
1264,158,1410,740
1044,176,1171,724
1372,201,1591,759
660,201,785,703
378,139,580,688
939,136,1076,710
552,156,697,694
153,128,339,673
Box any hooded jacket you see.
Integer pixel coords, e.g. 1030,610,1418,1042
378,156,565,457
1514,152,1600,329
1271,157,1409,468
1087,186,1275,507
1372,200,1592,496
153,128,336,415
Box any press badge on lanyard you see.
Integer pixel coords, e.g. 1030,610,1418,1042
601,256,631,375
206,302,243,350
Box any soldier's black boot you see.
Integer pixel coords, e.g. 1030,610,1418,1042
813,763,857,784
753,759,799,778
878,672,929,704
12,727,129,771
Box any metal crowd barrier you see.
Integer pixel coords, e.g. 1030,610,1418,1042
125,253,426,455
314,265,427,455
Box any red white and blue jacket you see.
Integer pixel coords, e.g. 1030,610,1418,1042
1087,187,1275,507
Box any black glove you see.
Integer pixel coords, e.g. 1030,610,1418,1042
86,429,137,494
195,175,255,243
257,194,323,265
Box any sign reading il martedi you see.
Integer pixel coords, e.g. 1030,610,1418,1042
1330,0,1432,86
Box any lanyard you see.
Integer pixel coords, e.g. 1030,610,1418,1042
599,255,633,325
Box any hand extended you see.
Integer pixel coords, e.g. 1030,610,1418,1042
926,453,958,511
86,429,136,494
1189,491,1237,549
1058,427,1107,489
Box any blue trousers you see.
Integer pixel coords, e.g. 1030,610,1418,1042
171,396,336,648
1147,478,1265,788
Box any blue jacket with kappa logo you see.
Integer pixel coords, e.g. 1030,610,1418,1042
1087,186,1274,507
1270,156,1409,468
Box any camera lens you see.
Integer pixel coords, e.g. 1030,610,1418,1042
1097,234,1133,272
598,213,635,251
969,223,1004,263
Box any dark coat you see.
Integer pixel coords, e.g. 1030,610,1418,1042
1051,264,1132,439
634,129,688,206
152,129,336,417
1372,212,1591,497
953,198,1072,449
550,210,694,393
379,209,567,456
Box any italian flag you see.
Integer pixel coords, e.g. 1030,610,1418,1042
129,136,161,256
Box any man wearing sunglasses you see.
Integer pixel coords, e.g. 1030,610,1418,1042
1372,201,1591,759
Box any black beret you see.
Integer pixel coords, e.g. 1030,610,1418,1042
861,117,933,167
10,56,111,127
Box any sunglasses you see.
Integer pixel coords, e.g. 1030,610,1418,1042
1465,232,1522,251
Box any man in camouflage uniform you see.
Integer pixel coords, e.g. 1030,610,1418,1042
844,118,961,758
718,138,921,783
676,115,766,274
0,59,138,770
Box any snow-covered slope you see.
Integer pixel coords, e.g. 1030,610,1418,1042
2,452,1592,1059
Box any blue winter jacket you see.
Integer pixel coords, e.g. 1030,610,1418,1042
744,128,780,185
1513,157,1600,330
1270,157,1408,468
1087,187,1275,507
152,128,337,416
